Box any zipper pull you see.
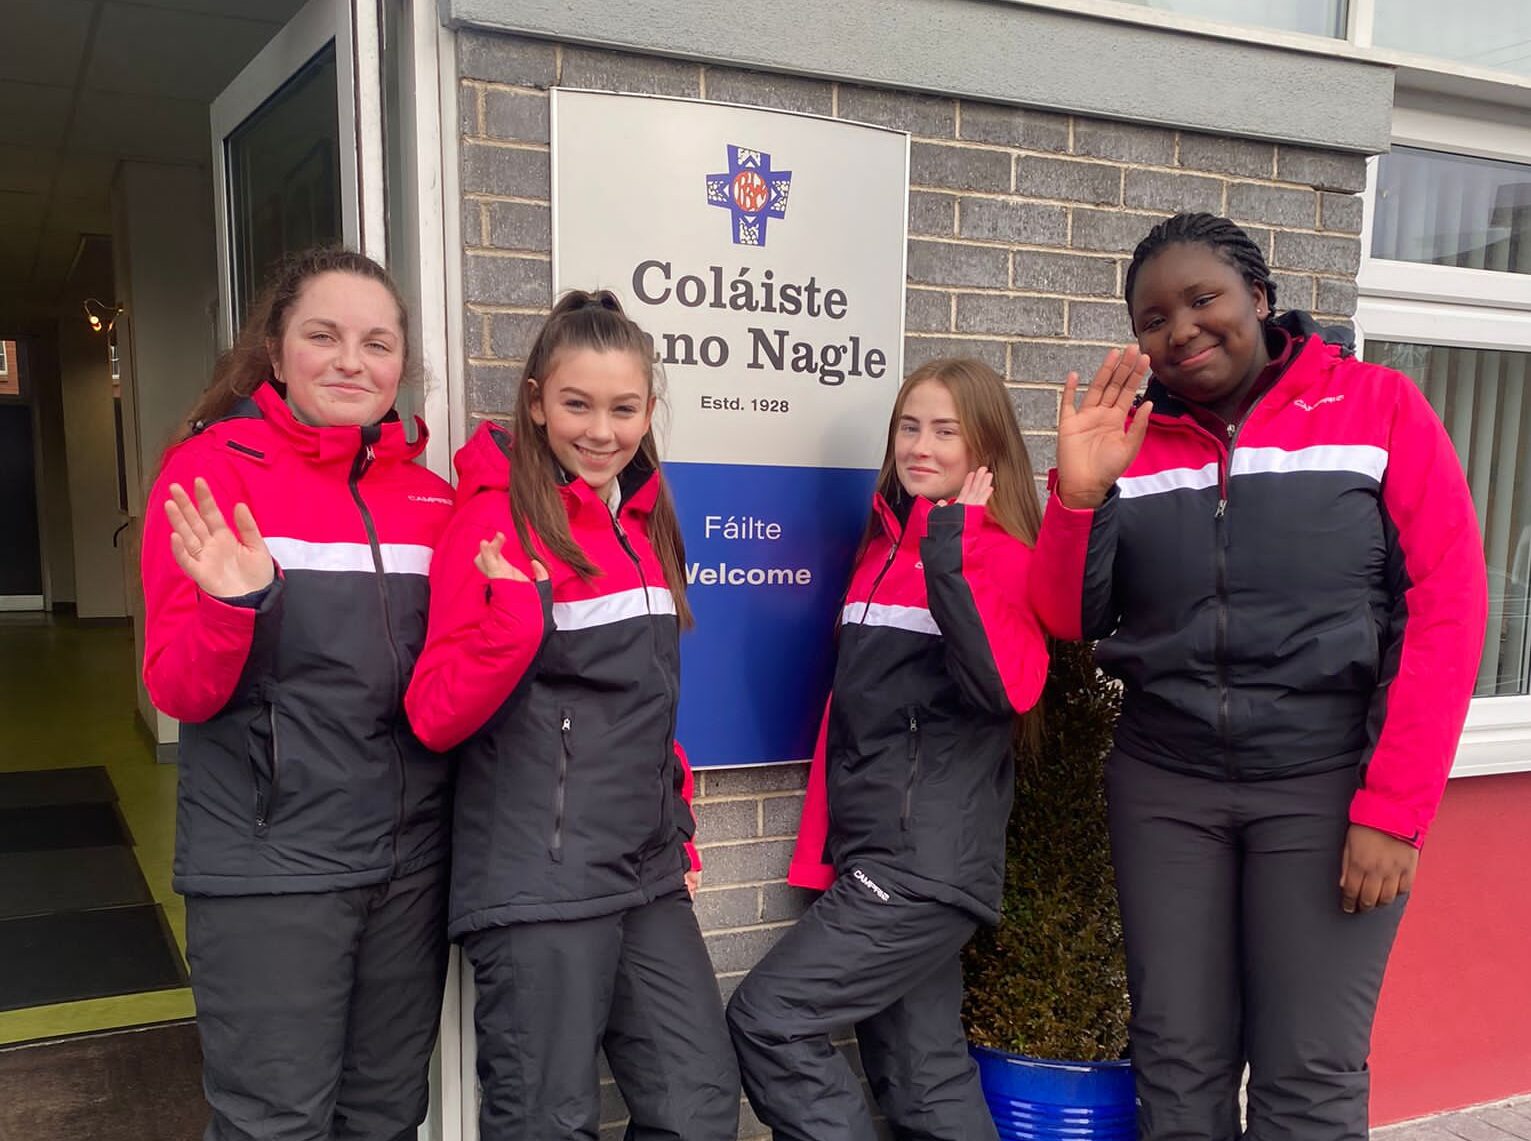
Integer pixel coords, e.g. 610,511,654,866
1226,422,1236,439
1215,498,1227,519
561,716,571,732
908,712,919,733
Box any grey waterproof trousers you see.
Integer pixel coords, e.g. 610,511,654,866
1107,753,1407,1141
728,862,997,1141
186,862,450,1141
462,889,740,1141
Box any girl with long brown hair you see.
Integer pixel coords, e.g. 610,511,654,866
404,289,738,1141
728,358,1049,1141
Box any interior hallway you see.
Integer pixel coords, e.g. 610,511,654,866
0,611,191,1045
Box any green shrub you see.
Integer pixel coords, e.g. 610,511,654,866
961,639,1130,1063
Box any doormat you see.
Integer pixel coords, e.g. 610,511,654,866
0,803,132,853
0,1021,206,1141
0,846,153,920
0,904,188,1011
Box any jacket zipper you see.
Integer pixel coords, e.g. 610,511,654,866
901,707,922,831
349,436,409,877
610,506,678,850
254,703,279,833
551,710,571,861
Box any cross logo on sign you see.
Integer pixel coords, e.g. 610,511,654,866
705,145,793,247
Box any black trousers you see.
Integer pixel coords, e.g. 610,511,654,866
463,890,739,1141
727,862,996,1141
1106,754,1407,1141
184,863,450,1141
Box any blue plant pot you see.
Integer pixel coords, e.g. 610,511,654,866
970,1043,1135,1141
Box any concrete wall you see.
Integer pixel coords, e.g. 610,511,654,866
58,236,127,620
452,30,1366,1138
110,161,220,747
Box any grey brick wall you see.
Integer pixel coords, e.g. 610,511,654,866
453,30,1366,1138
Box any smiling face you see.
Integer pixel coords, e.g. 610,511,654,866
529,347,655,497
1128,241,1270,410
270,271,405,427
893,379,973,502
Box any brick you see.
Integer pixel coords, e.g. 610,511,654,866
1008,385,1059,431
905,289,951,333
907,240,1009,288
1320,191,1364,234
461,143,549,198
905,335,1006,373
1241,225,1275,259
1270,271,1315,311
1227,182,1317,229
704,67,833,115
839,85,956,136
1315,276,1358,316
464,253,550,306
1177,132,1274,179
1011,340,1114,383
760,794,805,838
483,89,549,144
1015,156,1120,206
485,201,550,252
462,198,486,247
1074,119,1175,165
459,83,481,137
957,200,1068,246
705,927,790,974
1012,249,1117,296
1276,145,1367,193
560,47,700,97
694,798,760,842
760,881,817,923
1071,209,1166,254
908,191,956,237
956,294,1065,337
1023,431,1057,472
701,764,807,796
910,142,1011,192
958,102,1069,152
695,838,794,883
1124,169,1222,214
1272,230,1361,275
457,30,557,87
693,885,760,930
1068,300,1132,342
488,312,544,360
465,364,519,414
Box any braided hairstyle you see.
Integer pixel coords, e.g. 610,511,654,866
1123,212,1276,328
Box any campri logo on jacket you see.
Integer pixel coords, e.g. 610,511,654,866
706,145,793,246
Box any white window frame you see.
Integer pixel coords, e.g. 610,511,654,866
1013,0,1531,97
1355,102,1531,779
0,341,8,374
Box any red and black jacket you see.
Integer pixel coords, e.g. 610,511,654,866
788,493,1048,924
1031,313,1488,845
142,381,455,895
405,422,697,938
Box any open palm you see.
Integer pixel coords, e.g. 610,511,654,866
164,477,274,598
1056,346,1153,510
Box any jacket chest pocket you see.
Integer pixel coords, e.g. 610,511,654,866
550,710,572,862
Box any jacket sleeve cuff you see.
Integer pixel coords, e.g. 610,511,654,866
1349,788,1426,848
196,578,279,628
787,855,835,891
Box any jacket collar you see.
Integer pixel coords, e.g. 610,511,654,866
251,381,427,466
872,487,935,542
553,449,661,524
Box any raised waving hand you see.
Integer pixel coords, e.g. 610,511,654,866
1055,346,1153,510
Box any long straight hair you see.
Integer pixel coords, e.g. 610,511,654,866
509,289,693,628
863,357,1047,742
860,358,1044,558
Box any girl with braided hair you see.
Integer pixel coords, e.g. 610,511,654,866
1031,213,1486,1141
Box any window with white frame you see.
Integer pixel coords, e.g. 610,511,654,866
1357,104,1531,774
1109,0,1347,37
0,342,8,374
